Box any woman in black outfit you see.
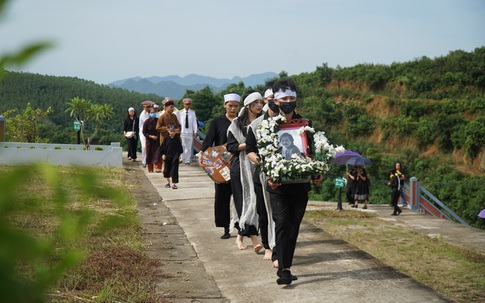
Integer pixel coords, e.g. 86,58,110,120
124,107,139,161
388,168,402,215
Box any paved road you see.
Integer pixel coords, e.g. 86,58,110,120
134,161,484,303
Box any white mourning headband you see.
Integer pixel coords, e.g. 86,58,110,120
243,92,262,106
274,88,297,100
224,93,241,103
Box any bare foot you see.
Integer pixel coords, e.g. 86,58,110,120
253,244,263,253
273,260,279,268
263,249,273,260
236,235,247,250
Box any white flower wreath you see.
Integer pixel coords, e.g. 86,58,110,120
256,115,345,183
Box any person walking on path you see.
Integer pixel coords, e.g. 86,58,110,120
142,107,163,173
246,86,278,262
352,167,369,209
139,102,153,168
156,99,181,145
388,168,403,216
346,166,357,207
123,107,139,161
262,78,323,285
198,93,240,240
177,98,198,165
396,162,408,206
160,124,183,189
227,90,264,251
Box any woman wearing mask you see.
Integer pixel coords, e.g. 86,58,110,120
143,107,162,173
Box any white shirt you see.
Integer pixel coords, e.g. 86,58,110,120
177,108,198,137
139,110,150,134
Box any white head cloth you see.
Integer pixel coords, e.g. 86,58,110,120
244,92,262,106
238,92,262,116
264,88,273,98
224,93,241,103
128,107,135,112
274,88,297,100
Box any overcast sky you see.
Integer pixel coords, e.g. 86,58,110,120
1,0,484,84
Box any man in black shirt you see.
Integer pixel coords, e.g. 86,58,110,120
254,78,323,285
198,93,240,239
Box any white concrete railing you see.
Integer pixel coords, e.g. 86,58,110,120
0,142,122,167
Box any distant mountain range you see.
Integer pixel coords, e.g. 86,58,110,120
107,72,278,99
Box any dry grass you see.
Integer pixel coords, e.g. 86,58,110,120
305,209,485,303
1,165,168,303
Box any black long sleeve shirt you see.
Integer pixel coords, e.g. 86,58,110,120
201,114,232,152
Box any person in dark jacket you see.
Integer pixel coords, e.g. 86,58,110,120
160,124,183,189
123,107,139,161
197,93,240,239
388,168,402,215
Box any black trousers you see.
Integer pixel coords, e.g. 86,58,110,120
391,188,401,213
214,182,232,228
230,174,258,236
163,156,179,183
346,186,354,204
270,190,308,270
254,181,270,249
127,137,138,159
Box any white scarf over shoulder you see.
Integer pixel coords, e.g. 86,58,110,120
228,119,259,232
248,115,275,249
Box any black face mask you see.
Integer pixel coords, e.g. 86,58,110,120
268,99,279,113
279,102,296,114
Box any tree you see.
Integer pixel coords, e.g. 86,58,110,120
2,102,53,142
65,97,113,149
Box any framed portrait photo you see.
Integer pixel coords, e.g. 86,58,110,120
278,119,310,160
277,119,311,184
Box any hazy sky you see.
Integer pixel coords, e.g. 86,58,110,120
1,0,484,84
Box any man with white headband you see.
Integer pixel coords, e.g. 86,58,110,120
265,78,322,285
198,92,240,239
227,90,264,251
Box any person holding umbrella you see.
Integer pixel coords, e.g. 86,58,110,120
352,167,370,209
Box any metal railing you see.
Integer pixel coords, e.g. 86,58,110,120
409,177,469,227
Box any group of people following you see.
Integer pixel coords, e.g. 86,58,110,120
345,166,370,209
345,161,408,215
123,98,198,189
198,78,323,285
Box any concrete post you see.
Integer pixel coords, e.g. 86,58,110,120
410,177,419,211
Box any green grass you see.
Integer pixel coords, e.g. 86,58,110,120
305,208,485,303
0,165,167,303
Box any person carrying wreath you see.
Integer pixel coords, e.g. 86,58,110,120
197,93,240,240
263,78,323,285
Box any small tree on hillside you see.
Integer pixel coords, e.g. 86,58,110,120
66,97,113,149
2,102,53,142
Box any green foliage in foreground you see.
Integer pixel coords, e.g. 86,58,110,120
0,164,134,302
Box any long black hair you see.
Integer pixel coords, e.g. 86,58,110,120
237,90,262,137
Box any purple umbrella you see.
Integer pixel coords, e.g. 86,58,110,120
346,156,372,166
478,208,485,219
332,150,362,165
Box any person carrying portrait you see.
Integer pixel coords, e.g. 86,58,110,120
263,78,323,285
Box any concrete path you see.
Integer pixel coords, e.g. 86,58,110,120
135,162,484,303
